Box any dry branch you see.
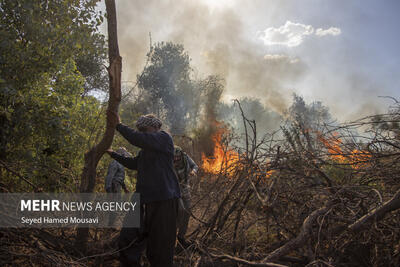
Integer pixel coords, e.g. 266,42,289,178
0,159,38,190
263,204,332,262
209,252,288,267
348,188,400,232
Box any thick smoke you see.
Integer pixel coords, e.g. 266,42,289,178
113,0,306,116
96,0,394,132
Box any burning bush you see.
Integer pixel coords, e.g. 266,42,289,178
176,100,400,267
201,122,239,175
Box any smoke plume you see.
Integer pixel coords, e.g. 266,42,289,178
112,0,306,116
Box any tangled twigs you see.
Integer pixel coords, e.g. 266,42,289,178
349,189,400,232
194,242,288,267
209,252,288,267
0,229,86,266
186,100,400,266
263,204,334,262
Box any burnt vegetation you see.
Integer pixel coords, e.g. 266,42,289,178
170,97,400,267
2,71,400,267
1,1,400,266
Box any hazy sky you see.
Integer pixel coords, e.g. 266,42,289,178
98,0,400,121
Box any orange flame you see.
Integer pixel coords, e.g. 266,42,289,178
348,149,372,169
266,169,275,178
318,132,371,168
318,132,347,162
201,125,239,174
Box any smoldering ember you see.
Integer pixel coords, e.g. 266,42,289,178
1,0,399,267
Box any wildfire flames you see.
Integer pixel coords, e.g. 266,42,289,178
201,125,239,174
201,126,371,175
318,132,371,168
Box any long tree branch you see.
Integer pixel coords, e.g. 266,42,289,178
348,189,400,232
0,159,38,190
209,252,288,267
263,204,332,262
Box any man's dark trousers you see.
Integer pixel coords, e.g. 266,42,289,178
119,198,178,267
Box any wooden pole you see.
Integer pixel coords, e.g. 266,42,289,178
75,0,122,251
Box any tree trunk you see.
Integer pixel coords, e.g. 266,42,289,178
75,0,121,251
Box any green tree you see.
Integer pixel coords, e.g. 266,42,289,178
136,42,200,134
0,0,108,192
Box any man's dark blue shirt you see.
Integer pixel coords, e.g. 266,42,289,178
110,123,181,203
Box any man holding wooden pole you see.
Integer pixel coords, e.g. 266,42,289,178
106,112,181,267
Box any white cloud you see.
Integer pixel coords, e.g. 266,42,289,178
259,21,314,47
315,27,341,36
259,21,341,47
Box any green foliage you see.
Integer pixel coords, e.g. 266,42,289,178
0,0,106,90
136,42,201,134
0,0,108,192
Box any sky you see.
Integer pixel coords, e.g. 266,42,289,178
98,0,400,122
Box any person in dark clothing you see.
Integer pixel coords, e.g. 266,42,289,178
106,112,180,267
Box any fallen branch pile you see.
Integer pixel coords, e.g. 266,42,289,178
179,101,400,266
1,102,399,266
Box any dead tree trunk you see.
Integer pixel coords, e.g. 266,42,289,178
75,0,121,251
